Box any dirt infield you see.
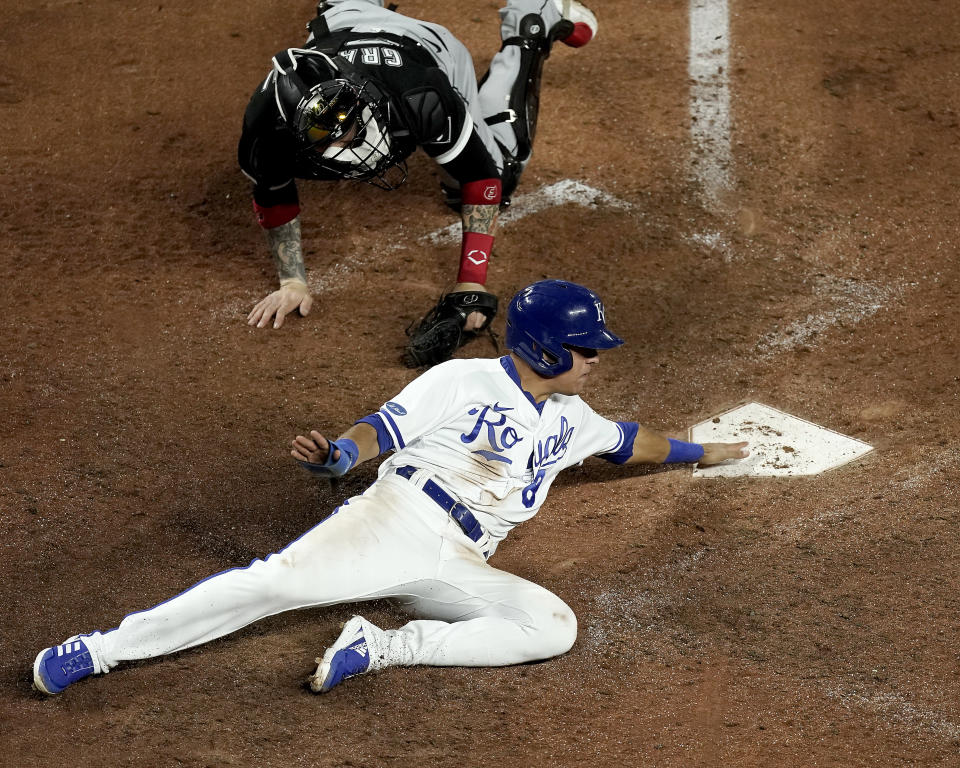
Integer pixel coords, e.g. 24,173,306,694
2,0,959,765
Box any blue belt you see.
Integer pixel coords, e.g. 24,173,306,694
395,465,487,548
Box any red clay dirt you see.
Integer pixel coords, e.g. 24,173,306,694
2,1,959,766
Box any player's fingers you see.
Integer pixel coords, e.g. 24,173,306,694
293,434,319,454
719,440,749,458
257,298,281,328
309,430,328,451
299,294,313,317
463,310,485,332
247,301,267,326
273,302,290,328
701,441,750,464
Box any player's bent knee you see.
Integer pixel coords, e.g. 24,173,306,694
527,598,578,660
547,603,579,657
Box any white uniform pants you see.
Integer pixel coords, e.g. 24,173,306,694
94,474,576,671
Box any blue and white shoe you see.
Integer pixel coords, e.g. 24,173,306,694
309,616,384,693
33,637,100,695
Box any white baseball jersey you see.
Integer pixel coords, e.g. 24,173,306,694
369,356,630,552
53,4,624,685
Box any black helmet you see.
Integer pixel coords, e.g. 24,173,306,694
506,280,623,376
270,48,406,187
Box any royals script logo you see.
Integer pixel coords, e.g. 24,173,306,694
521,416,576,508
460,403,523,464
532,416,575,469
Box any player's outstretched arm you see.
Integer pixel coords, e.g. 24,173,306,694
699,442,750,466
248,217,314,329
622,425,749,466
290,423,381,477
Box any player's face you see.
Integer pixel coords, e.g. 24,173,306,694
550,346,600,396
324,122,359,149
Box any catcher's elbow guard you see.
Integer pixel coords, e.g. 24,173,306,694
298,438,359,477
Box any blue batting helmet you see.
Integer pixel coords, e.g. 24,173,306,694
505,280,623,376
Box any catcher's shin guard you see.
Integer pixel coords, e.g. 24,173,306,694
483,13,565,167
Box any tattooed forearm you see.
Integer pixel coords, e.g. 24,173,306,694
265,216,307,284
461,203,499,235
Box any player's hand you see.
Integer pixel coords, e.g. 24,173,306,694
248,281,313,329
698,441,750,466
452,281,489,331
291,430,340,465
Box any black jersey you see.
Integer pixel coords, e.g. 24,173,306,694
238,33,501,210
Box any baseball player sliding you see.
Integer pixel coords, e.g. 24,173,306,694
241,0,601,367
33,281,749,696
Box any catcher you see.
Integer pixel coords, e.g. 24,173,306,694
240,0,600,367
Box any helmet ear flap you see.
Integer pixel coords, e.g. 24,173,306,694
533,343,563,370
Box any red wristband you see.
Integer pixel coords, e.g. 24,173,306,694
458,231,494,284
461,179,502,206
253,201,300,229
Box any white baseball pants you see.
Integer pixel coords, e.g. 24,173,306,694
89,473,576,672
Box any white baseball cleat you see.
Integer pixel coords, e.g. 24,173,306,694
553,0,598,47
308,616,386,693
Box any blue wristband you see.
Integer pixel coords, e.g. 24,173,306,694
298,438,359,477
665,438,705,464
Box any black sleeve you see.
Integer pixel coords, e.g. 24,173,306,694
237,78,301,208
435,128,501,184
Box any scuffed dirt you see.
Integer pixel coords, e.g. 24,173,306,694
2,1,959,766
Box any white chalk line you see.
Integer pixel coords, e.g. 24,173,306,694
421,179,634,247
754,274,907,359
304,180,632,292
211,179,634,317
888,448,960,492
689,0,732,204
581,539,960,745
822,683,960,741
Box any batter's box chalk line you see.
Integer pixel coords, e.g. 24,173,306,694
305,180,633,293
690,402,874,478
421,179,634,246
754,274,906,360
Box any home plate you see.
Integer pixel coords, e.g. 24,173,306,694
690,402,874,478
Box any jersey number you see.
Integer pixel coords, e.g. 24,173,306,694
521,469,545,508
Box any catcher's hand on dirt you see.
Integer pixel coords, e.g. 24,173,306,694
698,441,750,466
248,281,313,329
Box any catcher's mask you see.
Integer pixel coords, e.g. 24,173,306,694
271,48,406,188
505,280,623,377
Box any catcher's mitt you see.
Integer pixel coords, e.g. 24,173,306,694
403,290,499,368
